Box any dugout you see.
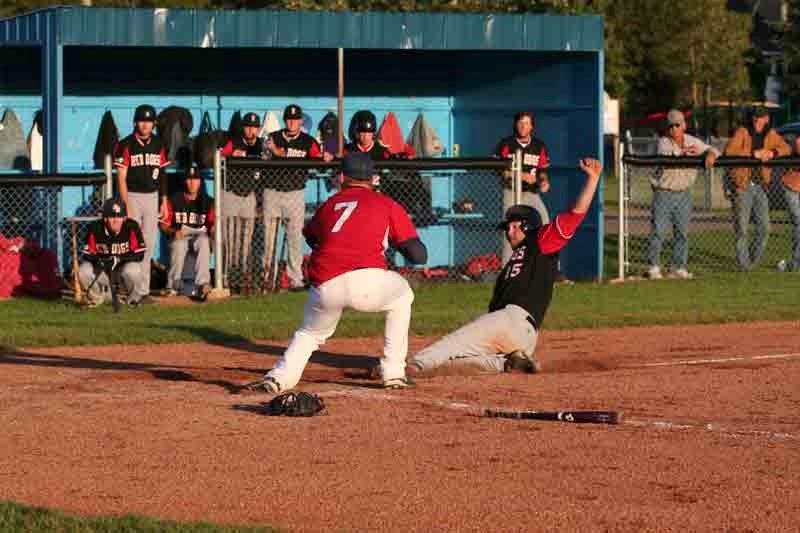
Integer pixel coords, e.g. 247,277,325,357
0,7,605,279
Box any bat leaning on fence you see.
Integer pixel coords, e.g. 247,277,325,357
70,221,82,303
261,216,282,294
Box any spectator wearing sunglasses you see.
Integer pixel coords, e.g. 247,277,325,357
647,109,719,280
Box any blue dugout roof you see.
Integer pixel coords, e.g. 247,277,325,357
0,6,603,51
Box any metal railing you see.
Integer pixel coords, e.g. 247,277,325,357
618,156,800,279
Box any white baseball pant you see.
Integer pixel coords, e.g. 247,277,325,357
168,232,211,290
267,268,414,390
78,260,143,303
410,304,538,373
127,191,158,296
262,188,305,289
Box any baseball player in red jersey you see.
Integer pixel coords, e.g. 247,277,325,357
408,159,602,376
246,153,428,393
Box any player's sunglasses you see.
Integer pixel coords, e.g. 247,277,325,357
669,123,682,129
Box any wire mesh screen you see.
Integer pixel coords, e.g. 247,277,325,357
0,176,106,297
621,157,800,277
219,158,511,294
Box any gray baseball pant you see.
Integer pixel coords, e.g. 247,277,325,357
127,191,158,296
263,188,305,288
168,233,211,290
78,260,143,303
409,304,538,373
502,189,550,264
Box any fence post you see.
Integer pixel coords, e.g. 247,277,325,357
213,150,226,295
618,143,626,281
513,148,523,205
103,154,113,200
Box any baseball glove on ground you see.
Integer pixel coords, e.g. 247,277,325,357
266,392,326,417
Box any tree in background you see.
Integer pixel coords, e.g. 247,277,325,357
783,0,800,103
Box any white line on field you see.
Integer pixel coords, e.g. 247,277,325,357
319,389,800,441
623,351,800,369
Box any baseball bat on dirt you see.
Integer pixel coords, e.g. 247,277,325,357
485,409,623,425
70,221,82,303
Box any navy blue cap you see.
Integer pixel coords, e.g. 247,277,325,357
102,198,127,218
342,152,375,180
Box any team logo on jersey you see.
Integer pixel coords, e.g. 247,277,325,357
286,148,308,158
523,153,540,167
130,153,162,167
175,212,208,226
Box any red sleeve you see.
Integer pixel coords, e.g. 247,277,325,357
86,232,97,255
160,199,174,230
113,143,130,168
495,140,511,159
159,146,170,167
220,140,234,157
537,210,585,255
130,225,146,253
538,146,550,169
308,140,322,159
206,205,215,232
388,200,418,245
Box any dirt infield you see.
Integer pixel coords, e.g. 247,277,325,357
1,321,799,532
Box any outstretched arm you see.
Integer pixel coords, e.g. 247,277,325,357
572,158,602,214
537,158,602,255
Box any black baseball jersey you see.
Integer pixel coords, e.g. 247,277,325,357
344,141,392,161
494,136,550,193
268,129,322,191
489,211,583,327
163,192,215,231
83,219,146,263
114,134,169,195
221,136,266,195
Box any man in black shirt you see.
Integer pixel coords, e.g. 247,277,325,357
114,104,170,303
220,112,264,292
494,112,551,264
263,104,332,290
79,198,148,307
344,111,392,161
408,158,602,375
160,166,215,301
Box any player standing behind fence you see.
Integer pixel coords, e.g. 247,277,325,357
777,136,800,272
220,112,265,292
494,112,551,263
114,104,170,304
408,159,602,376
647,109,719,280
265,104,334,290
80,198,147,307
160,166,215,301
724,107,790,270
246,153,428,393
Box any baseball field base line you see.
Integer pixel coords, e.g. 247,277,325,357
320,389,800,441
624,351,800,369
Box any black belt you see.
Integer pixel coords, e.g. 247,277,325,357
525,315,538,330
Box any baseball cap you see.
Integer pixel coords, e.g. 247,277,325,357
134,104,156,122
242,112,261,127
102,198,127,218
184,166,201,180
666,109,685,126
753,106,770,118
497,204,541,231
341,152,375,180
284,104,303,120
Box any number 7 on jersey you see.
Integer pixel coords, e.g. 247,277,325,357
331,201,358,233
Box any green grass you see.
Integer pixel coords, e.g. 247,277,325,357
2,273,799,349
0,501,278,533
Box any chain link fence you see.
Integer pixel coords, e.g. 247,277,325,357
0,174,109,297
218,157,511,294
619,156,800,278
